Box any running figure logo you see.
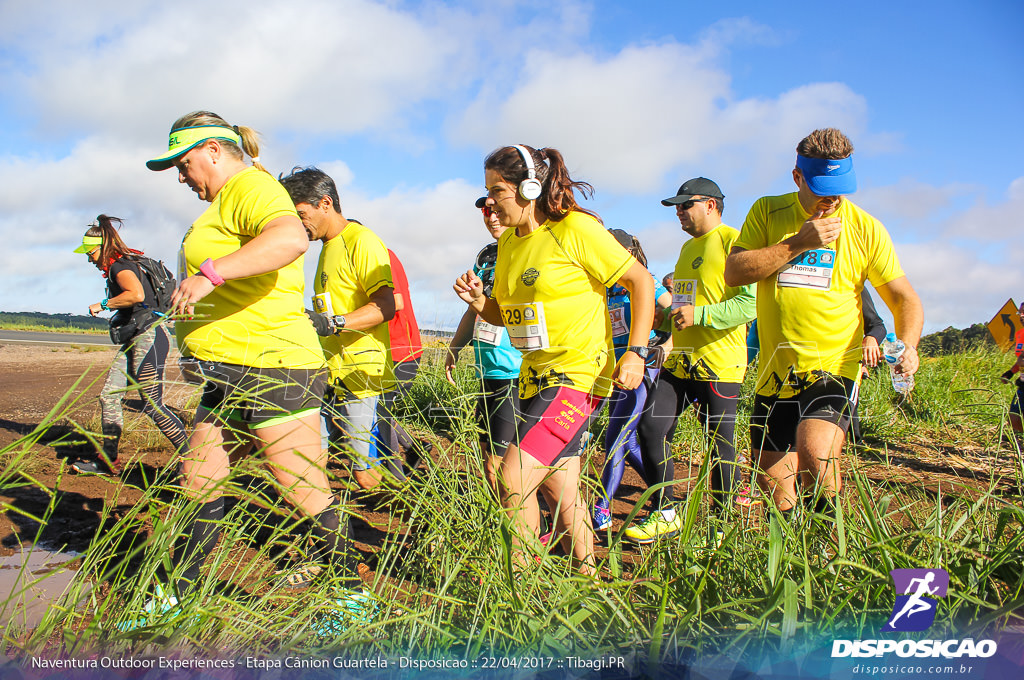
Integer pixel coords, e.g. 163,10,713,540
882,568,949,632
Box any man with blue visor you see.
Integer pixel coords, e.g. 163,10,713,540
724,128,923,521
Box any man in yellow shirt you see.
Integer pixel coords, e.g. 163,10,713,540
724,128,923,518
628,178,755,543
280,167,398,491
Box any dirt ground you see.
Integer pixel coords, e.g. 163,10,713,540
0,341,674,568
0,341,1012,578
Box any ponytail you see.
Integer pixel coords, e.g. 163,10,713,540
85,215,137,274
535,147,599,222
234,124,268,175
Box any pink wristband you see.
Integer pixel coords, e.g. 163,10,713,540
199,258,225,286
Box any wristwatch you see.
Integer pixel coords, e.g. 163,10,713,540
626,345,650,360
331,315,347,333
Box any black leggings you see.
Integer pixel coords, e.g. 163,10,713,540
636,372,740,512
378,357,420,479
100,325,188,458
133,327,188,453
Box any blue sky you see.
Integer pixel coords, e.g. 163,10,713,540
0,0,1020,334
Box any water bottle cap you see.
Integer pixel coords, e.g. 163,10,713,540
885,332,896,342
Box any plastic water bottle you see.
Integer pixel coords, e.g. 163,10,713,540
881,332,914,394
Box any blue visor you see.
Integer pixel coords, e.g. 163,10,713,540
796,154,857,196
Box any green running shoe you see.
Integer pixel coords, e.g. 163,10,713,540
624,511,683,544
310,589,377,637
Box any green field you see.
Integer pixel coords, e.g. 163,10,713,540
0,312,107,334
1,343,1021,664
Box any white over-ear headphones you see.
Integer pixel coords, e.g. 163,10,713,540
513,145,543,201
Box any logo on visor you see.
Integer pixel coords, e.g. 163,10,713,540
882,568,948,632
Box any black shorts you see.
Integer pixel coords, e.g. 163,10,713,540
384,357,420,413
1011,382,1024,416
197,361,327,429
393,357,420,397
750,375,858,453
476,377,520,454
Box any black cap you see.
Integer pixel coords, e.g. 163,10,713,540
608,228,633,249
661,177,724,206
475,196,487,208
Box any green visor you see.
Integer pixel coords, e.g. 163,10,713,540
73,235,103,254
146,125,242,171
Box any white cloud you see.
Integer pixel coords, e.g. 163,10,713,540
2,0,469,144
344,178,489,290
449,19,887,196
869,177,1023,332
897,238,1024,332
933,176,1024,243
0,1,1012,338
855,178,962,229
290,176,488,330
450,41,732,192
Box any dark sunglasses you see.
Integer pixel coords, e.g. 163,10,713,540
677,197,710,210
480,206,494,218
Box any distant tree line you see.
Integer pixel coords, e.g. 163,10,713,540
918,323,997,357
0,311,1001,353
0,311,107,332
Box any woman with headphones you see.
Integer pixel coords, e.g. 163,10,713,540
454,145,655,573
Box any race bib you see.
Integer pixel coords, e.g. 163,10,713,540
778,249,835,290
501,302,550,351
609,305,629,338
311,292,333,319
473,317,505,346
672,279,696,308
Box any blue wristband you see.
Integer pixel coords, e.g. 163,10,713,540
100,298,110,311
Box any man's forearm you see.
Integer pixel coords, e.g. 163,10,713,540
893,297,924,348
694,284,756,329
338,286,396,332
725,240,806,286
877,277,923,347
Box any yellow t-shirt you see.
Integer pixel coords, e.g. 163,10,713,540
312,220,395,398
664,224,750,383
176,167,324,369
735,193,905,397
492,211,635,400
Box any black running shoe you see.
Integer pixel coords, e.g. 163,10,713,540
70,457,119,476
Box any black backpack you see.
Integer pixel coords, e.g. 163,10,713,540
126,254,176,314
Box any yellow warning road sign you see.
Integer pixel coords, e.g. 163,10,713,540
988,299,1020,351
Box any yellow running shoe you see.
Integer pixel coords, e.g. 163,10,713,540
624,511,683,544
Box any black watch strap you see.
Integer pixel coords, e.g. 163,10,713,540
626,345,650,359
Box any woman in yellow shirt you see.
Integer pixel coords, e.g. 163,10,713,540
455,144,654,573
142,111,364,622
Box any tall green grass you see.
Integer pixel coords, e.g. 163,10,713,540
1,345,1022,660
